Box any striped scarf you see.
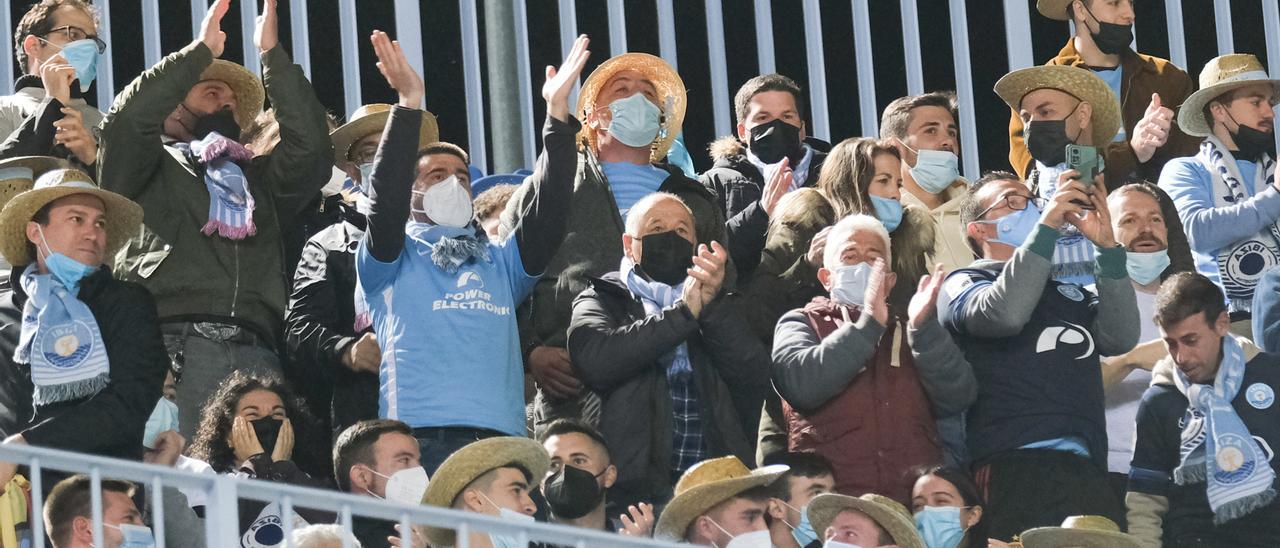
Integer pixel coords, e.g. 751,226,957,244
179,131,257,240
1199,136,1279,315
13,265,109,405
621,257,691,375
1173,334,1276,523
747,144,814,191
1034,162,1097,285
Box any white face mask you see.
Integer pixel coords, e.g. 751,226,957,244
363,465,430,505
709,518,774,548
412,175,474,228
823,540,861,548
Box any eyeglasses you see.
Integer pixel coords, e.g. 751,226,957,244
42,25,107,54
348,148,378,165
975,192,1043,220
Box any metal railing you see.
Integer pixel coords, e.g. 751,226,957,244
0,443,682,548
0,0,1277,174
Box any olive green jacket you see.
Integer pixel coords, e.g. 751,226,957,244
98,42,331,340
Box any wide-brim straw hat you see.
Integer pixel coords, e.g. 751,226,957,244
808,493,925,548
1020,515,1142,548
0,156,65,208
995,65,1122,148
1178,53,1280,137
576,52,686,162
0,168,142,266
330,103,441,165
417,437,550,548
653,457,789,541
199,59,265,129
1036,0,1078,21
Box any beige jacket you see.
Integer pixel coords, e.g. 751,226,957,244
901,179,974,272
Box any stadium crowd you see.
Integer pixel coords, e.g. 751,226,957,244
0,0,1277,547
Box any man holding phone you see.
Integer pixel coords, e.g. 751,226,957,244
995,65,1122,286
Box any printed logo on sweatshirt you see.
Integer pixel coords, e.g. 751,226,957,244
432,270,510,315
1247,383,1275,410
1034,321,1095,360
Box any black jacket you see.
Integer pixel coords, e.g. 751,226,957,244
566,273,771,507
284,208,378,443
700,138,827,279
0,266,166,460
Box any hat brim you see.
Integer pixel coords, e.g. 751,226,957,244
807,494,925,548
1036,0,1073,20
652,465,788,542
330,110,441,165
1177,78,1280,137
418,437,550,548
0,157,66,208
1020,527,1143,548
0,183,143,266
577,53,686,162
995,65,1122,148
199,60,264,129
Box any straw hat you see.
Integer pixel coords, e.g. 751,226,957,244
198,59,265,129
807,493,925,548
995,65,1122,147
0,168,142,266
1177,53,1280,137
329,103,441,165
1020,515,1142,548
0,156,64,209
1036,0,1080,21
417,437,550,548
576,52,687,162
652,457,789,541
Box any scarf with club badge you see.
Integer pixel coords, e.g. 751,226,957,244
1198,135,1279,315
175,131,258,239
13,265,109,405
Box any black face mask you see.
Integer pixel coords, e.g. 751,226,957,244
638,230,694,286
1025,119,1075,166
184,104,242,141
542,465,605,519
1082,5,1133,55
250,417,283,455
1227,113,1277,162
748,118,803,165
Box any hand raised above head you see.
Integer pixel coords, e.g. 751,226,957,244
371,30,424,109
198,0,230,58
543,35,591,122
254,0,279,53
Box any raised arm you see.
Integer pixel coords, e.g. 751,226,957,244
363,31,426,263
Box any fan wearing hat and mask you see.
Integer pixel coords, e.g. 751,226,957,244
499,49,729,441
806,493,925,548
940,170,1137,541
1158,53,1280,340
0,156,64,293
1008,0,1199,186
357,33,579,474
95,0,331,441
652,456,788,546
996,64,1124,288
0,1,105,169
0,168,168,493
416,436,549,548
284,103,438,444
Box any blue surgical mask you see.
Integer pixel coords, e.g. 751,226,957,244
605,93,662,148
357,162,374,187
899,139,960,195
36,224,97,291
44,38,99,92
105,523,156,548
479,491,535,548
975,201,1041,249
142,397,179,449
781,502,818,547
1126,249,1170,286
914,506,966,548
870,195,904,232
829,262,873,307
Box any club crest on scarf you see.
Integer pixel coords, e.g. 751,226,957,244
14,266,110,406
39,320,95,368
179,131,258,240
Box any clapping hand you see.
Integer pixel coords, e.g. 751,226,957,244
1131,93,1173,163
908,263,946,328
543,35,590,122
862,258,890,326
254,0,279,53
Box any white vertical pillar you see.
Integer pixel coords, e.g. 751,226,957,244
851,0,877,137
1214,0,1234,55
395,0,426,83
801,0,829,140
338,0,361,117
142,0,162,66
557,0,580,113
900,0,924,95
513,0,536,167
239,0,260,75
289,0,312,78
607,0,627,57
93,0,115,109
949,0,981,180
1002,0,1034,70
754,0,776,74
459,0,489,171
656,0,678,70
706,0,731,137
1165,0,1187,69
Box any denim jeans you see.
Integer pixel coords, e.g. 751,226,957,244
414,427,504,476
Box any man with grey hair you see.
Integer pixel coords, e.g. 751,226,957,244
291,524,361,548
568,191,771,510
772,213,975,502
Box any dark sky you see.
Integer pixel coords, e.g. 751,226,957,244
7,0,1273,174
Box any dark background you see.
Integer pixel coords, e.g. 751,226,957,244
7,0,1273,174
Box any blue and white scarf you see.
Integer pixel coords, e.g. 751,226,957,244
1033,162,1097,286
621,257,691,375
748,144,815,191
1172,334,1276,523
405,221,492,274
13,265,109,406
178,131,257,240
1199,136,1279,315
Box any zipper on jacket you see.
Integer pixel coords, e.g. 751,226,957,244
231,240,240,317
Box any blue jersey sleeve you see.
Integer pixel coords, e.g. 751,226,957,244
355,236,404,294
496,236,540,303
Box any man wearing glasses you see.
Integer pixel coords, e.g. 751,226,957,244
2,0,105,167
938,171,1138,541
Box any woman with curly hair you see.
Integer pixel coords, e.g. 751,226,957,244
187,370,332,532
